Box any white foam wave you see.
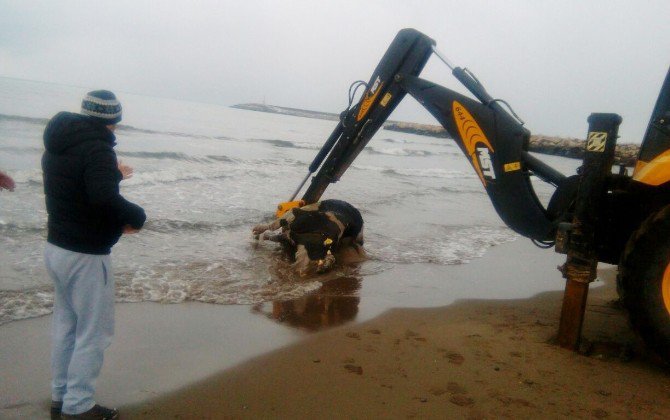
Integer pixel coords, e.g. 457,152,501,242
368,226,518,265
366,147,434,157
0,288,53,325
387,167,476,179
2,168,43,185
0,265,323,324
122,168,230,186
114,262,322,305
352,165,476,180
0,225,515,324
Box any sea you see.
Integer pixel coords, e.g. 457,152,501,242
0,77,581,327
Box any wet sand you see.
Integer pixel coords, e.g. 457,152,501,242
124,269,670,419
0,303,306,418
2,239,669,418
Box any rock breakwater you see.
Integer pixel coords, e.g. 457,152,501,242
232,104,639,166
384,122,639,166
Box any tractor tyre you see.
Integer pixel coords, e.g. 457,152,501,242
618,204,670,362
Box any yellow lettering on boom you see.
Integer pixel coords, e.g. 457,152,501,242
452,101,495,186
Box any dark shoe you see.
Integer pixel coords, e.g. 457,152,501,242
51,401,63,420
61,404,119,419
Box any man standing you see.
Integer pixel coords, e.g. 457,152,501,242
42,90,146,419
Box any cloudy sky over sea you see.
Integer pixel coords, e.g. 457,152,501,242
1,0,668,143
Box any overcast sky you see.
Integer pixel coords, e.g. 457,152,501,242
1,0,669,143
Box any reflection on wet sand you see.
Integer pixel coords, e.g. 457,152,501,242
253,275,361,332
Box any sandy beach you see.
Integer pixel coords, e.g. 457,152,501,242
122,271,670,419
2,238,669,419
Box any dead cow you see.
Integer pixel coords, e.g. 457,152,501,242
252,199,365,275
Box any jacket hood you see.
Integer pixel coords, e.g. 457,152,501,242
43,112,116,154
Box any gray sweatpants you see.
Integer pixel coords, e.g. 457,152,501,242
44,242,115,415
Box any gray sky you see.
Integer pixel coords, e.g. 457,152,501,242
1,0,669,143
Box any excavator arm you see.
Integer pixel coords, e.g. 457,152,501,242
300,29,435,203
287,28,567,242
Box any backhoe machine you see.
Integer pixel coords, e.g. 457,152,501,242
272,29,670,362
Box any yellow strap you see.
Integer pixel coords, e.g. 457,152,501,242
275,200,305,218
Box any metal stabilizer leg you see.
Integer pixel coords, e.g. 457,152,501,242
557,113,622,350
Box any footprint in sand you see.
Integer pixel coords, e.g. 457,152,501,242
429,382,468,398
435,348,465,364
449,395,474,407
344,364,363,375
447,382,467,395
429,387,447,396
444,352,465,365
404,329,420,339
592,409,609,418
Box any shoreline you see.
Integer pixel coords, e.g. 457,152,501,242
2,238,668,418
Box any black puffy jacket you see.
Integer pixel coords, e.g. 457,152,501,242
42,112,146,255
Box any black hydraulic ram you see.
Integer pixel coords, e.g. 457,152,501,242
288,121,344,202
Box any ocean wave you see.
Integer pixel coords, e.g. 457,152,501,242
0,224,515,325
0,113,233,145
0,216,254,238
382,167,476,179
263,158,308,168
115,265,323,305
248,138,320,150
367,225,517,265
1,168,44,185
380,138,408,144
359,189,442,209
143,216,260,233
117,150,203,161
0,287,53,325
0,222,45,237
436,185,486,195
0,113,49,126
116,124,213,140
366,147,434,157
118,151,238,164
354,183,484,211
0,276,323,325
0,252,323,324
0,166,239,188
351,165,475,180
122,169,231,186
206,154,237,163
0,145,44,155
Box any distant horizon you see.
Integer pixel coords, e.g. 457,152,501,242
0,75,651,144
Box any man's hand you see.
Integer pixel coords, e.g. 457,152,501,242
123,224,140,234
118,161,134,180
0,171,15,192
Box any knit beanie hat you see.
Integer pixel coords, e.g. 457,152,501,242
81,90,122,125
